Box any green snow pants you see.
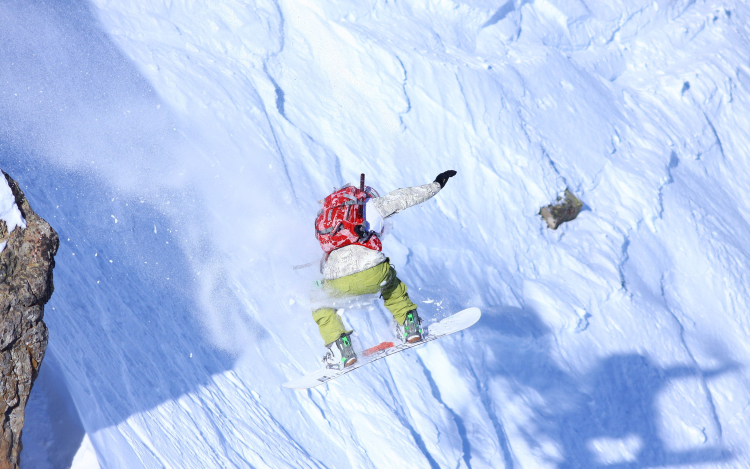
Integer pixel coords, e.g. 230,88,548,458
312,260,417,346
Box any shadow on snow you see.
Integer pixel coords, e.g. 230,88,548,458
0,0,237,460
473,306,736,468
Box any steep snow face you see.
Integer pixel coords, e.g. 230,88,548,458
3,0,750,467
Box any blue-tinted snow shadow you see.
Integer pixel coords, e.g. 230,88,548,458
0,0,237,441
2,154,235,434
482,0,533,29
472,306,736,468
21,353,86,469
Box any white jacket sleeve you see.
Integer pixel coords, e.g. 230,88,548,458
371,181,442,219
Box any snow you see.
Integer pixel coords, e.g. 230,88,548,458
1,0,750,467
0,171,26,252
71,435,102,469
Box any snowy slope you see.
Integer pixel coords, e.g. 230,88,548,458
3,0,750,467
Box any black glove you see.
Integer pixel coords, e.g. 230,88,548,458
434,170,457,188
353,224,370,240
354,224,366,238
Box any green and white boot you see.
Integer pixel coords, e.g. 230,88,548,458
397,310,424,344
322,333,358,370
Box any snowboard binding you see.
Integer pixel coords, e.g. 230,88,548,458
398,310,424,344
323,333,358,370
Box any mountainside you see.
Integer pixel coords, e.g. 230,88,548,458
0,171,58,469
2,0,750,467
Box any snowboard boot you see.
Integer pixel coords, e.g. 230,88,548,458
397,310,424,344
322,333,358,370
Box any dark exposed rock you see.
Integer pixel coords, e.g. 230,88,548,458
0,171,58,469
540,189,583,230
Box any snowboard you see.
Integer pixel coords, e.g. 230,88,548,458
283,307,481,389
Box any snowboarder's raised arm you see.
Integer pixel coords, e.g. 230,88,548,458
372,170,456,219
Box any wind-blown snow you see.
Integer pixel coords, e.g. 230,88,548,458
2,0,750,467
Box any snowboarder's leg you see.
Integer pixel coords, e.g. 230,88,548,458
380,263,424,342
311,262,393,344
311,260,416,345
312,307,350,346
311,263,387,346
380,263,417,326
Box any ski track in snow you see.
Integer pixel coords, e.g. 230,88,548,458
2,0,750,467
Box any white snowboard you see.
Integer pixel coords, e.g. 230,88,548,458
283,307,481,389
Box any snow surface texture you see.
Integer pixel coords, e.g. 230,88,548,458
0,172,26,253
2,0,750,467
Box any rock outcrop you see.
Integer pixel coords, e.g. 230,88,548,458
540,189,584,230
0,171,58,469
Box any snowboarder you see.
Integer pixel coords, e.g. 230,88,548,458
312,170,457,369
